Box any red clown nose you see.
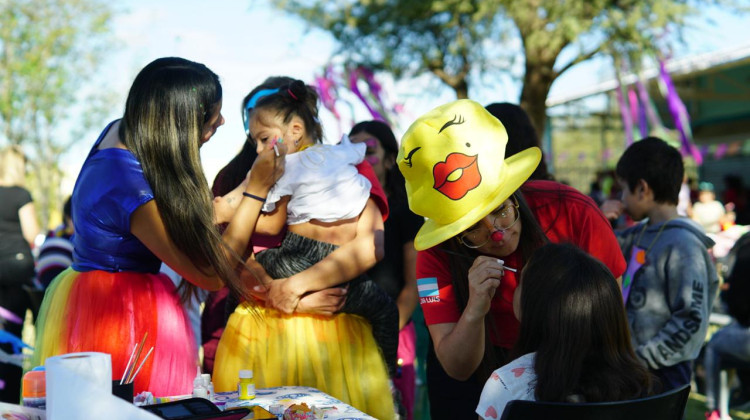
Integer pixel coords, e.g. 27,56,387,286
490,230,504,242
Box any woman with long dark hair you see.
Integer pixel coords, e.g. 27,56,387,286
32,57,283,396
350,120,424,419
477,242,656,418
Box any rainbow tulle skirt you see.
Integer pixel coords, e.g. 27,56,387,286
32,268,197,397
214,302,394,419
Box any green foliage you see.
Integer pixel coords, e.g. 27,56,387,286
275,0,501,96
271,0,744,139
0,0,116,228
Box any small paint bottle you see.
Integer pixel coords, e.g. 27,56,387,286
237,369,255,400
22,367,46,410
192,374,208,399
201,373,214,401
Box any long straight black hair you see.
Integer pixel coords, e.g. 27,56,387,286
119,57,250,303
513,242,656,402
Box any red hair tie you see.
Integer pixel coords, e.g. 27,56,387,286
287,88,298,100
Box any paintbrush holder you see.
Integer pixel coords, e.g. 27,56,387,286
112,379,134,403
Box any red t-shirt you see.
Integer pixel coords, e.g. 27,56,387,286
416,180,626,348
356,160,389,222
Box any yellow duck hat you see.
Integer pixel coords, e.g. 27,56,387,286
398,99,542,251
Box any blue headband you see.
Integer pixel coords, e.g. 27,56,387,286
242,88,281,136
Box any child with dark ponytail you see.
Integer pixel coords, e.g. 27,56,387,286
213,79,397,419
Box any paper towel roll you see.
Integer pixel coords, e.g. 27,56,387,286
45,352,160,420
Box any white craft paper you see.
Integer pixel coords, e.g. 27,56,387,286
45,352,159,420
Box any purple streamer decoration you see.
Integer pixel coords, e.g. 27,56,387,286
348,67,387,122
628,87,647,138
362,68,393,123
636,80,662,130
659,60,702,165
700,145,710,160
616,83,634,146
715,143,728,159
0,305,23,325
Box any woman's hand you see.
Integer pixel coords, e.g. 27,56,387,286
251,280,347,315
246,142,287,194
263,276,305,314
601,199,624,221
431,255,503,380
295,287,348,315
465,256,504,320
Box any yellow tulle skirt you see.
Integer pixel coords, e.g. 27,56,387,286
214,302,394,419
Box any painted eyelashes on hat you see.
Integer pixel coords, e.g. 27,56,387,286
403,146,421,168
438,114,466,133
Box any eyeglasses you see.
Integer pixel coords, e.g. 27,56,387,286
458,196,520,249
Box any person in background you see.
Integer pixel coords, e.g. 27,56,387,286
704,232,750,420
350,120,424,420
692,182,727,234
0,145,40,403
477,243,656,419
723,174,748,226
399,99,626,419
602,137,719,390
588,180,605,207
677,173,693,218
32,57,284,397
484,102,553,181
35,196,74,289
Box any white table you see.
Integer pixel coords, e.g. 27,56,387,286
214,386,376,420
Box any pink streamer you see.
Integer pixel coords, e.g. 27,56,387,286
616,85,634,146
628,88,646,138
314,67,347,138
315,75,340,121
313,63,403,129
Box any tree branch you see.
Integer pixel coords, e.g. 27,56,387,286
554,44,604,78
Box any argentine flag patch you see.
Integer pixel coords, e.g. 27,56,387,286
418,277,440,303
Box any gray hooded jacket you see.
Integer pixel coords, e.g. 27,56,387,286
617,217,719,370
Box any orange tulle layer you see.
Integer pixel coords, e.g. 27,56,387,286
214,302,394,419
32,268,198,397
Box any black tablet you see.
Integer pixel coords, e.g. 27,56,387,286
141,397,255,420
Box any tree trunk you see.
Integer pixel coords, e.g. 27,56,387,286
453,78,469,99
519,62,555,145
